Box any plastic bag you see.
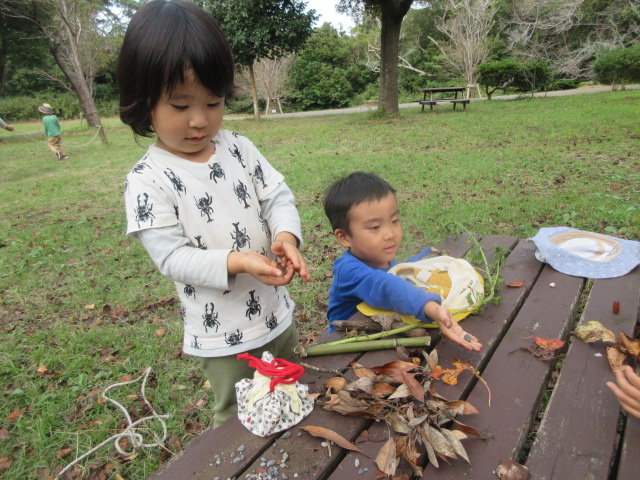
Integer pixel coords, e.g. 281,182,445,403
235,351,313,437
357,255,484,326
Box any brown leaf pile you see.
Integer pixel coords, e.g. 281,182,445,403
318,351,481,477
572,321,640,372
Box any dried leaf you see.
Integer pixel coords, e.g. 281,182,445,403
505,281,525,288
0,457,12,474
324,377,347,393
572,321,617,344
424,424,457,460
374,437,398,475
495,458,530,480
321,390,371,415
388,383,411,400
421,428,439,468
386,412,411,434
153,328,166,338
350,361,376,378
372,360,417,382
397,435,422,477
37,364,48,374
346,376,376,394
619,332,640,360
440,428,470,463
445,399,479,416
606,346,627,373
299,425,366,455
451,418,483,438
401,372,425,402
534,337,565,351
371,382,397,398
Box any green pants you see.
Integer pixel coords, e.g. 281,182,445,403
197,323,299,428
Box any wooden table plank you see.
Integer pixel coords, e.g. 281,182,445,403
617,414,640,479
423,265,585,478
526,269,640,479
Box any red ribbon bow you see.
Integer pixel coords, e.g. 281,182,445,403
237,352,304,392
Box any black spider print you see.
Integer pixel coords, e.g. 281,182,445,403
229,144,246,168
195,192,214,223
231,132,239,138
274,285,280,297
181,305,187,323
265,312,278,330
131,161,149,174
284,294,290,309
260,247,268,257
134,193,155,228
174,205,179,219
202,302,220,333
231,222,251,251
225,329,243,346
209,162,225,183
164,168,186,196
245,290,261,320
184,285,196,299
223,290,231,295
194,236,207,250
191,335,201,349
258,210,269,236
254,161,267,188
233,180,251,208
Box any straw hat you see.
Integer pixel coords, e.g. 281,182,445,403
38,103,54,114
531,227,640,279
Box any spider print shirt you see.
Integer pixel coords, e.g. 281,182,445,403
124,130,297,356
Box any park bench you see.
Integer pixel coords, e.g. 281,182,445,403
149,233,639,480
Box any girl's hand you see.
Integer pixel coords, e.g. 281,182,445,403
272,235,311,282
607,366,640,419
228,252,294,286
425,302,483,352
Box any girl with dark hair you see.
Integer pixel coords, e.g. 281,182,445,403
118,0,310,428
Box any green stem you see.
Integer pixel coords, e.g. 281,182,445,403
323,322,423,345
297,336,431,357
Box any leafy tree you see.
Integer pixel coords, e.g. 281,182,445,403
477,58,521,99
289,23,373,109
202,0,316,119
594,45,640,88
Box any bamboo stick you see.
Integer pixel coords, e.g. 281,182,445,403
298,336,431,357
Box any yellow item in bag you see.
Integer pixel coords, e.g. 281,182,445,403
356,256,484,328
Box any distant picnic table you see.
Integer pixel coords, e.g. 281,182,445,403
150,233,639,480
418,87,470,111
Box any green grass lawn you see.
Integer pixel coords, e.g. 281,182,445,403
0,91,638,479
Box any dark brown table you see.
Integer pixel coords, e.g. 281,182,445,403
150,233,640,480
418,87,469,111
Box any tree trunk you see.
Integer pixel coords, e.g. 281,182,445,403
50,43,108,144
377,0,413,115
248,63,261,120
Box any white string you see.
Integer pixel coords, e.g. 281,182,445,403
56,368,170,478
4,125,103,149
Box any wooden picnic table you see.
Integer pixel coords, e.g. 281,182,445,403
149,233,639,480
418,87,470,111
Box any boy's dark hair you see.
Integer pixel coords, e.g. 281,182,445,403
117,0,234,138
323,172,396,234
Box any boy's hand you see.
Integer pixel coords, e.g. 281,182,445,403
228,251,294,286
607,365,640,419
425,301,483,352
272,234,311,282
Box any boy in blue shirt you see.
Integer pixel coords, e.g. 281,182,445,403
323,171,482,351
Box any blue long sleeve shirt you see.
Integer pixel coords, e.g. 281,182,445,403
327,249,441,331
